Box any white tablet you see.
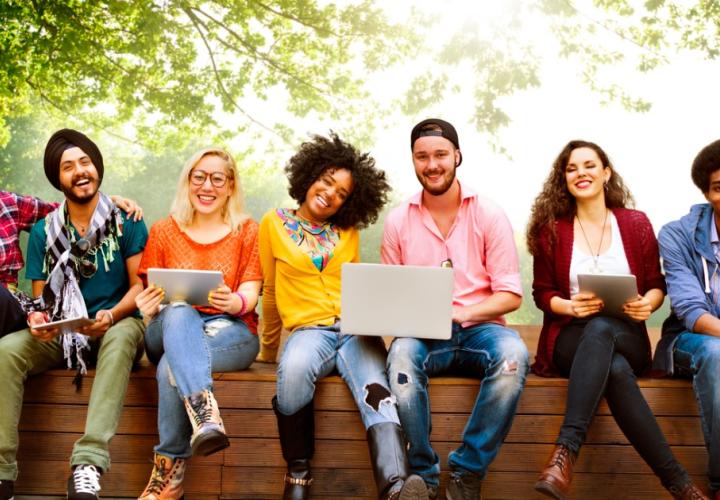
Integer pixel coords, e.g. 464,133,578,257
577,273,639,318
33,317,94,334
147,268,224,306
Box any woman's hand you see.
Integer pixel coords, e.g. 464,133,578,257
623,294,652,322
209,285,242,315
568,292,604,318
135,285,164,323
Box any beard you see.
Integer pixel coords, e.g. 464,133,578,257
60,176,98,204
417,167,456,196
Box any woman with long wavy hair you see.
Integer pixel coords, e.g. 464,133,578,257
527,140,705,500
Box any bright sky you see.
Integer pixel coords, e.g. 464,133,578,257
284,0,720,235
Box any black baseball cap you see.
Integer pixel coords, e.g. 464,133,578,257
410,118,462,166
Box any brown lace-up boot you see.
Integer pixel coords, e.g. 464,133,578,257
534,444,577,500
669,482,710,500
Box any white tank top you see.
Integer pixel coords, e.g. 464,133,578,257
569,212,630,295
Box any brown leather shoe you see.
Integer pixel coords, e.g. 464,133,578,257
534,444,576,500
669,482,709,500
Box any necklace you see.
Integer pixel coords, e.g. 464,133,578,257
576,209,608,274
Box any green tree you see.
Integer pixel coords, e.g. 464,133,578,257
0,0,417,149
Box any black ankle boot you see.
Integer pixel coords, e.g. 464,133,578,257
367,422,428,500
273,396,315,500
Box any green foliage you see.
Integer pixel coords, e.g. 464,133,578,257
0,0,417,148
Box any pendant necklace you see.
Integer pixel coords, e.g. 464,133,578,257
576,209,608,274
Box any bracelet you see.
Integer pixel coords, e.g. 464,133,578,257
106,310,115,326
234,291,247,317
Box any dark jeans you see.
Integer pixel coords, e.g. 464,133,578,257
553,316,688,489
0,286,25,338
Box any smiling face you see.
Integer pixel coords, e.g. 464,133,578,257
412,135,460,196
188,154,233,218
565,147,611,202
297,167,354,224
58,147,100,204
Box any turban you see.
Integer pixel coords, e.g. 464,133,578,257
43,129,104,190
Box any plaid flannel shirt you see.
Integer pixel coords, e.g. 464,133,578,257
0,191,58,287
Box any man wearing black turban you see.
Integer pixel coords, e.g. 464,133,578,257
0,129,148,500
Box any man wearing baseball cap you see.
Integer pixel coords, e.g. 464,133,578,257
0,129,147,500
382,119,529,499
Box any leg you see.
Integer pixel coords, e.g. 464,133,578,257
275,328,339,500
336,334,426,499
387,336,453,487
555,317,631,453
0,329,63,481
448,324,529,477
674,332,720,493
0,287,25,338
604,353,691,492
70,317,144,471
153,314,259,459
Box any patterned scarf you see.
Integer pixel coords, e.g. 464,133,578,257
18,193,122,374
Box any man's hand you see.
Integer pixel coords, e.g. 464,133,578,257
28,311,59,342
136,285,164,324
80,310,113,338
109,195,143,221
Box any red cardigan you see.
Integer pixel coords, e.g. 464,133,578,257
531,208,666,377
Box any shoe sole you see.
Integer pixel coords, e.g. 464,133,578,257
191,431,230,457
534,479,566,500
399,474,429,500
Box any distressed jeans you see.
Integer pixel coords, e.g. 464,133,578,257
554,317,689,490
673,331,720,492
144,304,259,459
0,317,144,480
275,323,400,428
386,322,529,486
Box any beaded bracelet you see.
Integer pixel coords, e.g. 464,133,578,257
234,291,247,317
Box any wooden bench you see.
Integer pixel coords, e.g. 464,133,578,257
15,326,707,499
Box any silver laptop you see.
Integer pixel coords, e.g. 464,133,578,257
340,263,454,339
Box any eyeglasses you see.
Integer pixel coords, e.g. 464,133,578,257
189,170,229,188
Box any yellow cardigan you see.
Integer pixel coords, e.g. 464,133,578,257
258,209,359,361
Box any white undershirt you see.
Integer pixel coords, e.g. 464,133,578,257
569,212,630,295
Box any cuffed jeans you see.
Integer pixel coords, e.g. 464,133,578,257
275,324,400,429
144,304,259,459
0,286,25,338
0,317,144,480
673,331,720,492
554,317,689,490
386,322,529,486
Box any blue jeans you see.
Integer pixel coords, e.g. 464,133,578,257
673,331,720,492
275,324,399,428
386,323,529,485
145,304,259,458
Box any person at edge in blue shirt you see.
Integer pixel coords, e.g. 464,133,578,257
655,138,720,500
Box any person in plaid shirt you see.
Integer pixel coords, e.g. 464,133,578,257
0,191,141,337
0,191,59,335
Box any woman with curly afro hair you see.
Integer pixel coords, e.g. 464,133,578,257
527,140,704,500
257,133,427,500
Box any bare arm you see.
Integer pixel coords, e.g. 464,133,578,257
452,291,522,324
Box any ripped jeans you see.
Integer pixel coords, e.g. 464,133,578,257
275,323,399,428
387,322,529,485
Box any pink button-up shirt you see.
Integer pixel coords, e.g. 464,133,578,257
381,182,522,327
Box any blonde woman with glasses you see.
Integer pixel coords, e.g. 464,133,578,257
134,148,262,499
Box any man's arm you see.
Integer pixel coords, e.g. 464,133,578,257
380,213,403,265
659,224,719,335
81,253,143,337
452,291,522,324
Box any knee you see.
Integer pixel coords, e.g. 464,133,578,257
387,339,426,389
583,317,617,339
694,341,720,373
